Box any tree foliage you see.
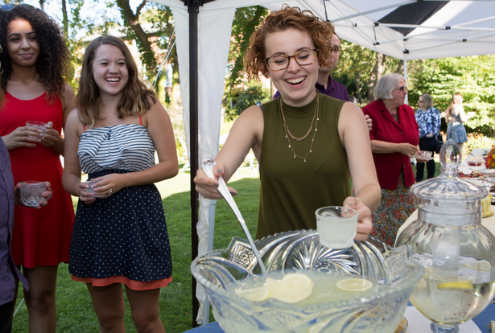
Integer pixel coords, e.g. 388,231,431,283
226,83,270,120
63,0,87,90
115,0,175,81
226,6,268,89
335,40,402,104
408,55,495,136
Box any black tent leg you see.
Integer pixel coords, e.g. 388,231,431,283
188,0,200,328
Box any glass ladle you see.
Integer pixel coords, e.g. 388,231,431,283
201,157,269,278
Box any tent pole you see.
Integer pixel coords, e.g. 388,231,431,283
188,0,200,328
404,59,408,105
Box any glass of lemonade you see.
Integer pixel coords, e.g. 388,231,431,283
315,206,358,249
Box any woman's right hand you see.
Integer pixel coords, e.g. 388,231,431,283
2,126,43,150
78,182,96,204
399,143,419,157
194,165,237,200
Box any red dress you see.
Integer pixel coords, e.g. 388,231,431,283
0,92,75,268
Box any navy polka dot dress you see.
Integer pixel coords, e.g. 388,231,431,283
69,125,172,283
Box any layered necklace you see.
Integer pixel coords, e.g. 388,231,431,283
279,92,320,163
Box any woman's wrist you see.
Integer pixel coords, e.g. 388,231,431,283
118,173,128,188
353,197,363,206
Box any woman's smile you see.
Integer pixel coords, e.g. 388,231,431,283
265,28,318,107
6,19,40,67
92,44,129,97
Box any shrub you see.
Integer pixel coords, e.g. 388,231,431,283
462,133,495,155
225,83,270,120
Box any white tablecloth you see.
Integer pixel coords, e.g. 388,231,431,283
458,161,495,178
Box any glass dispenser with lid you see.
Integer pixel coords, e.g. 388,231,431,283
395,140,495,333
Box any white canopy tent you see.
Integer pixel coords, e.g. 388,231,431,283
149,0,494,326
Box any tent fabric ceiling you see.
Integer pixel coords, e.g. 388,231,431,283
378,1,449,36
261,0,495,60
160,0,495,60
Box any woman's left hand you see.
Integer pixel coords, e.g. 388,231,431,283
343,196,373,241
15,182,51,208
40,121,60,147
92,174,125,198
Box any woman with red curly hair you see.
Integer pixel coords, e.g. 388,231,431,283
0,4,75,332
195,6,380,240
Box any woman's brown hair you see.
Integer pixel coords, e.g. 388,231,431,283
244,5,335,81
76,35,156,125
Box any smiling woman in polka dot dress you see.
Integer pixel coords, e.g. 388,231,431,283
62,35,178,332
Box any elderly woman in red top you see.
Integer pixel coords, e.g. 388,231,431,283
362,73,420,246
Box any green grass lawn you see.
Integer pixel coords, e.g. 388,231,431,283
12,168,260,333
412,159,441,180
12,160,439,332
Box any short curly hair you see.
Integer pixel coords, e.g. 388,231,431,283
374,74,404,100
244,5,334,81
0,5,70,103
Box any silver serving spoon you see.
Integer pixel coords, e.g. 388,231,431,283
201,157,269,278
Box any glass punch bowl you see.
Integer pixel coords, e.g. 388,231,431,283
191,230,424,333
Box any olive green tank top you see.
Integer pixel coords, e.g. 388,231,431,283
256,93,350,239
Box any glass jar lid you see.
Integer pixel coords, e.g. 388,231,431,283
411,140,488,202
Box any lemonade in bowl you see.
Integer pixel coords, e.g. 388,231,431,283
191,230,424,333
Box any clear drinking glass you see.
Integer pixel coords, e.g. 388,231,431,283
26,121,46,138
84,179,99,196
20,181,52,207
315,206,358,249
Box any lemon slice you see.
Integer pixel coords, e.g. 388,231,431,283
282,273,313,291
437,281,473,291
236,287,270,301
463,261,492,272
336,278,373,292
264,274,314,303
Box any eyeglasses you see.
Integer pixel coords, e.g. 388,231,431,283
394,86,407,92
265,49,318,72
0,4,36,12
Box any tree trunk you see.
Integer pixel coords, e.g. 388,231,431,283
61,0,68,38
355,71,363,104
115,0,156,78
396,59,404,74
39,0,44,11
367,52,386,102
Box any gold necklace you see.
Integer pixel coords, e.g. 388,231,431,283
279,93,320,163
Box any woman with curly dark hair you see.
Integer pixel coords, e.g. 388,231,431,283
195,5,380,240
0,5,75,332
